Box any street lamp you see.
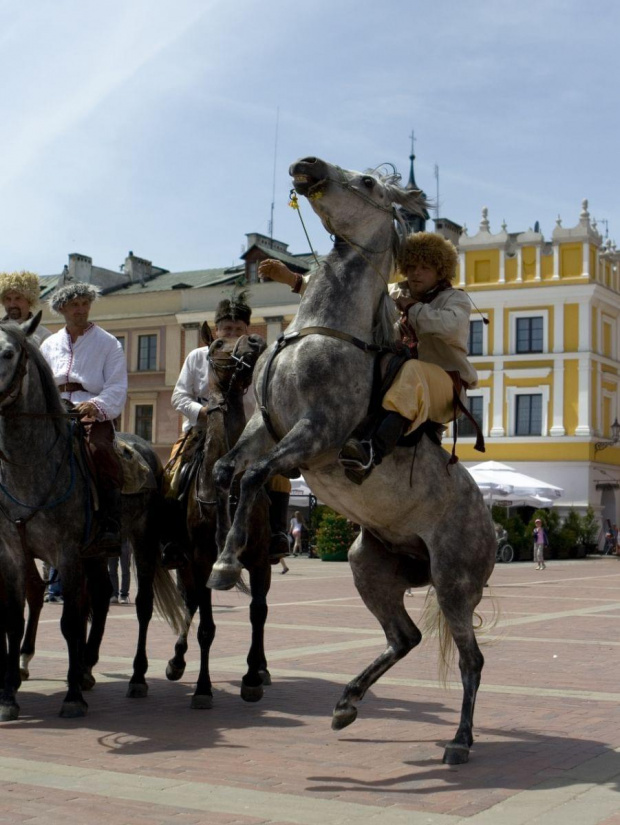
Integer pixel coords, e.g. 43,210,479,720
595,418,620,452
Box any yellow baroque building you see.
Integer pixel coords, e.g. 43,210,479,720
456,200,620,523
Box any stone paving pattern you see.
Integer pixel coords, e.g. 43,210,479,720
0,556,619,823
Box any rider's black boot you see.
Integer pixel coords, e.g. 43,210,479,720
339,412,409,485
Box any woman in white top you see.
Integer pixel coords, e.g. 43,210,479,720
289,511,305,556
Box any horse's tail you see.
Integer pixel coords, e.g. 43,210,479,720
152,563,188,637
419,585,501,687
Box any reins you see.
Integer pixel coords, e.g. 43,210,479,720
259,327,401,443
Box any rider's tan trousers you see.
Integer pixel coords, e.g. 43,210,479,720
382,360,455,435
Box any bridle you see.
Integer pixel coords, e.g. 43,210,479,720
0,341,29,410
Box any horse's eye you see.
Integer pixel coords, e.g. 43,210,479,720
361,176,375,189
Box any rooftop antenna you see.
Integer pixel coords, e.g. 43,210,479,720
434,163,440,220
269,107,280,243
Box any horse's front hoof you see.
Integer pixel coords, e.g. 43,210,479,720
190,693,213,710
241,682,264,703
166,660,186,681
81,670,96,691
331,705,357,731
126,682,148,699
443,743,470,765
0,702,20,722
208,562,242,591
19,666,30,682
258,669,272,686
60,700,88,718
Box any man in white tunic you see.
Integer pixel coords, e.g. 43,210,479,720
0,270,52,345
41,283,127,556
169,294,290,566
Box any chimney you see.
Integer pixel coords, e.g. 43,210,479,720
67,253,93,283
124,251,153,286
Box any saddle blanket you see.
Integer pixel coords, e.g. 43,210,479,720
115,437,157,495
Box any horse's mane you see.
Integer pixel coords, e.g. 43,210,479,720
1,323,65,427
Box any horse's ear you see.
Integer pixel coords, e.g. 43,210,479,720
21,310,42,338
200,321,214,346
386,184,430,218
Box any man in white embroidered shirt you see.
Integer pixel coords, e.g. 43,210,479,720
41,283,127,556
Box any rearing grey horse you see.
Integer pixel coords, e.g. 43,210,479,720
209,157,496,764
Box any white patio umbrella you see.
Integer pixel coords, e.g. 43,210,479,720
466,461,563,506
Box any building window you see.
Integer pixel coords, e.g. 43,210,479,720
248,261,258,283
134,404,153,442
515,394,542,436
516,317,543,354
468,320,484,356
116,335,126,351
137,334,157,371
459,396,483,437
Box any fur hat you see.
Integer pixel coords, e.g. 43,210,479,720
398,232,459,282
0,271,41,307
49,282,100,314
214,289,252,326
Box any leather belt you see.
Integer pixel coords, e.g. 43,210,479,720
57,382,86,393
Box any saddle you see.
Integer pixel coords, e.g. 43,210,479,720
114,437,158,495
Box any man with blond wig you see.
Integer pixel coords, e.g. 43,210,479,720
0,270,51,344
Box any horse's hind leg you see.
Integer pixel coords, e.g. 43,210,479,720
241,563,271,702
434,582,485,765
127,540,154,699
20,562,45,681
332,530,423,731
166,568,196,682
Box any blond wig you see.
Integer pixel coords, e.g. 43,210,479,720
0,271,41,307
398,232,458,282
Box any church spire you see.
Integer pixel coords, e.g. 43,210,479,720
401,129,428,233
407,129,419,190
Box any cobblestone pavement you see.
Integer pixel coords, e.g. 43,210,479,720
1,556,620,824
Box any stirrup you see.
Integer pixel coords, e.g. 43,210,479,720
338,440,374,471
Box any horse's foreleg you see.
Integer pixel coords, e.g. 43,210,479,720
0,591,25,722
192,584,215,709
211,422,324,590
20,563,45,681
82,560,112,691
213,415,273,556
59,579,89,718
332,530,422,731
241,564,271,702
166,566,196,681
127,550,154,699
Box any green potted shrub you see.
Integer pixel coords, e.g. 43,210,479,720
314,508,357,562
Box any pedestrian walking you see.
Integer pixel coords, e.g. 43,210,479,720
109,539,131,604
533,518,549,570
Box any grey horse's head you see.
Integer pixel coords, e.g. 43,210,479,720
289,157,428,246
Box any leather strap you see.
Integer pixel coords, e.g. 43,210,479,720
58,382,86,393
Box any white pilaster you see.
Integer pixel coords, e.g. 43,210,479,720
493,305,504,356
516,247,523,282
182,323,199,357
575,356,592,436
553,303,564,354
582,242,590,278
552,243,560,280
499,249,505,284
578,300,590,352
595,362,602,435
165,324,182,386
459,252,466,287
535,245,541,281
550,361,565,436
490,362,505,437
264,316,284,345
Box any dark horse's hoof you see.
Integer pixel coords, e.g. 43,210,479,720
331,705,358,731
191,694,213,710
258,669,272,686
0,702,20,722
81,669,96,691
443,743,470,765
126,682,148,698
60,699,88,718
241,681,264,703
207,563,242,591
166,661,186,681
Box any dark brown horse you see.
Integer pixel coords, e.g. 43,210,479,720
165,331,273,708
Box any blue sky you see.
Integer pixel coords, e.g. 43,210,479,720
1,0,618,275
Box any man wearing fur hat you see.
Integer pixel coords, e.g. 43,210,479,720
0,270,52,344
41,283,127,555
261,232,478,483
168,292,290,565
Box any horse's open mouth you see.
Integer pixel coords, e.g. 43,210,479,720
291,173,325,197
290,157,329,197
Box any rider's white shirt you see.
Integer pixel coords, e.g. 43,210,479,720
40,323,128,421
172,346,255,432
